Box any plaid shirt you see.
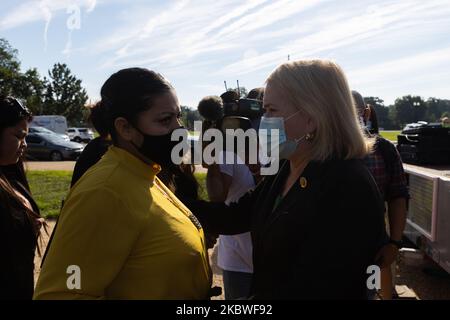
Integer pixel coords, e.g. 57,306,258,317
364,137,410,202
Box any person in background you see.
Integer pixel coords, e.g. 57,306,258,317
366,104,379,135
34,68,212,299
0,96,45,300
70,103,112,187
220,90,240,105
247,87,264,101
186,60,386,299
353,90,409,300
441,116,450,128
199,95,255,300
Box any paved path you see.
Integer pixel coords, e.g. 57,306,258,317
25,161,207,174
25,161,76,171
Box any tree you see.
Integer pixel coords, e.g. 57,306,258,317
426,97,441,122
426,98,450,122
364,96,394,130
442,111,449,119
180,106,201,131
0,38,21,96
392,95,427,128
438,100,450,120
44,63,88,125
16,68,46,115
0,39,45,112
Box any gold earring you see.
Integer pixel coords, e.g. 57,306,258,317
305,133,315,141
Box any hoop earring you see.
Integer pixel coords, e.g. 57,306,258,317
305,132,315,141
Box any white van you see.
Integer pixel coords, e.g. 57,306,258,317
30,115,68,134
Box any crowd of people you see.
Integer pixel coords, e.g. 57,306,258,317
0,59,408,300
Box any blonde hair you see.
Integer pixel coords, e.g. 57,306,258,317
266,59,373,161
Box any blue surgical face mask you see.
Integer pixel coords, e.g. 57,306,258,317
258,111,305,160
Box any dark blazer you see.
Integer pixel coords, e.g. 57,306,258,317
187,158,386,299
0,173,39,300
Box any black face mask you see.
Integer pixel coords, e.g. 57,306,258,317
131,126,187,168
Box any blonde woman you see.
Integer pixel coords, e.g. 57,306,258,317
187,60,386,299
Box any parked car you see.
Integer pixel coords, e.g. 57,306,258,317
66,127,95,143
25,133,84,161
29,126,70,141
402,121,428,132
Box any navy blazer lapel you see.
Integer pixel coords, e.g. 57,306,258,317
269,160,324,225
262,160,290,214
252,160,289,241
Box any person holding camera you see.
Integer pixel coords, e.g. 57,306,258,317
198,94,260,300
185,60,386,299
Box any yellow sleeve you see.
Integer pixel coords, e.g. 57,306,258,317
34,187,141,299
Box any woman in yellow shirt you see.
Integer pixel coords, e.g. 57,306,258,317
34,68,212,299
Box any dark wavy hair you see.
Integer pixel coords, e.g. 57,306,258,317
92,68,173,143
0,96,46,254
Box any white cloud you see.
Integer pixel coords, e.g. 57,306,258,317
0,0,100,30
215,0,325,38
348,46,450,85
0,0,102,53
86,0,97,13
2,0,450,105
215,0,450,76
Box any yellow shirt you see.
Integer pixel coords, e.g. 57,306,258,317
34,146,212,299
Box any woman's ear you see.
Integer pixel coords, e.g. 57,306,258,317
114,117,135,142
306,116,317,134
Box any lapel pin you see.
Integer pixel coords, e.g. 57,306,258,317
299,177,308,189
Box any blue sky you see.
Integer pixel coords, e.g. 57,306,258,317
1,0,450,107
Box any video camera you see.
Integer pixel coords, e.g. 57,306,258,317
196,91,263,165
198,90,264,133
223,98,264,120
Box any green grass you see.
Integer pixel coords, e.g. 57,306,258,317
379,130,401,142
28,171,72,219
195,172,208,201
28,170,208,218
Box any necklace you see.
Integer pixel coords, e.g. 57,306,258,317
153,179,202,230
